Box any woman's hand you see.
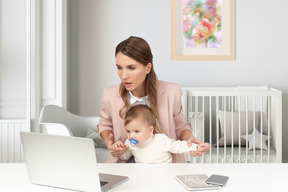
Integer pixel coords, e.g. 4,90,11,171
106,133,128,157
187,137,210,156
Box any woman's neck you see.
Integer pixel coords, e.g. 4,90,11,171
131,84,146,98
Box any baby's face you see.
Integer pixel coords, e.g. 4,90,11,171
125,117,153,146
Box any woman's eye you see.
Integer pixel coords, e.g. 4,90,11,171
116,65,122,70
128,66,135,70
135,130,139,133
126,130,130,133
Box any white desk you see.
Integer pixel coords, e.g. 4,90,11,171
0,163,287,192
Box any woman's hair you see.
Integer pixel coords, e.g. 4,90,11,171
115,36,158,121
124,105,162,134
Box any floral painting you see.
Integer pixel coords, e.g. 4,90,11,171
171,0,235,60
182,0,222,48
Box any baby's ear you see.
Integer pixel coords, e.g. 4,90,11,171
148,126,154,135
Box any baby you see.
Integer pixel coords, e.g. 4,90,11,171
113,105,210,163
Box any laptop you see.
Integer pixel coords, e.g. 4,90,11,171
20,132,128,192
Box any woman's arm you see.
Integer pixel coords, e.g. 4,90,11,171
97,86,127,158
100,129,113,146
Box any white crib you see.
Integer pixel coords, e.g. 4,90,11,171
181,86,282,163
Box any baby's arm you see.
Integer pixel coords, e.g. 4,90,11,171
114,140,133,161
161,134,198,153
162,134,209,154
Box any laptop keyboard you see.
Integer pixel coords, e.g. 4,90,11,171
100,181,108,187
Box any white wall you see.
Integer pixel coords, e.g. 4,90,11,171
0,0,27,118
69,0,288,162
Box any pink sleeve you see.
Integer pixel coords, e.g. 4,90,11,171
173,85,192,138
97,88,113,135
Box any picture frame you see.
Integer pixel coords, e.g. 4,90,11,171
170,0,235,60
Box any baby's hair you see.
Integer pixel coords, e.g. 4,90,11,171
124,105,162,134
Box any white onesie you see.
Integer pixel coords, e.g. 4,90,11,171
120,134,198,163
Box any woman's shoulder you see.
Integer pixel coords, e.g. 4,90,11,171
102,84,122,104
104,84,120,94
158,81,181,94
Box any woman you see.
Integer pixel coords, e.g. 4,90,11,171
97,36,207,163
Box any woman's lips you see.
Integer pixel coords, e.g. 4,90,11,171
124,82,132,88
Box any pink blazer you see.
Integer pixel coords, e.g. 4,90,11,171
97,81,190,163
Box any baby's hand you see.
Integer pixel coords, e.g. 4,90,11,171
113,141,126,150
197,143,210,152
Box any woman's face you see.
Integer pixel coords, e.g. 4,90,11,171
116,52,151,97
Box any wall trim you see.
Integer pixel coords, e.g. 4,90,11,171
26,0,68,131
40,0,67,109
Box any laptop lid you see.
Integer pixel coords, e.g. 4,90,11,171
20,132,128,192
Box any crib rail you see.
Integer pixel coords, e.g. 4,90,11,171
182,87,282,163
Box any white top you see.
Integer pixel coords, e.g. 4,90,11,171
120,134,198,163
129,91,149,106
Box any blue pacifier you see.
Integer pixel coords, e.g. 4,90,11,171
129,138,139,147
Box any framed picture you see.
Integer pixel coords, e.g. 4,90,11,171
171,0,235,60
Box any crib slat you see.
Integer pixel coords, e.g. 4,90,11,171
216,96,219,164
190,95,194,163
231,96,234,163
194,96,198,163
268,96,271,163
223,97,227,163
209,96,212,163
245,97,248,163
202,96,205,163
253,96,256,163
260,96,263,163
238,97,241,163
